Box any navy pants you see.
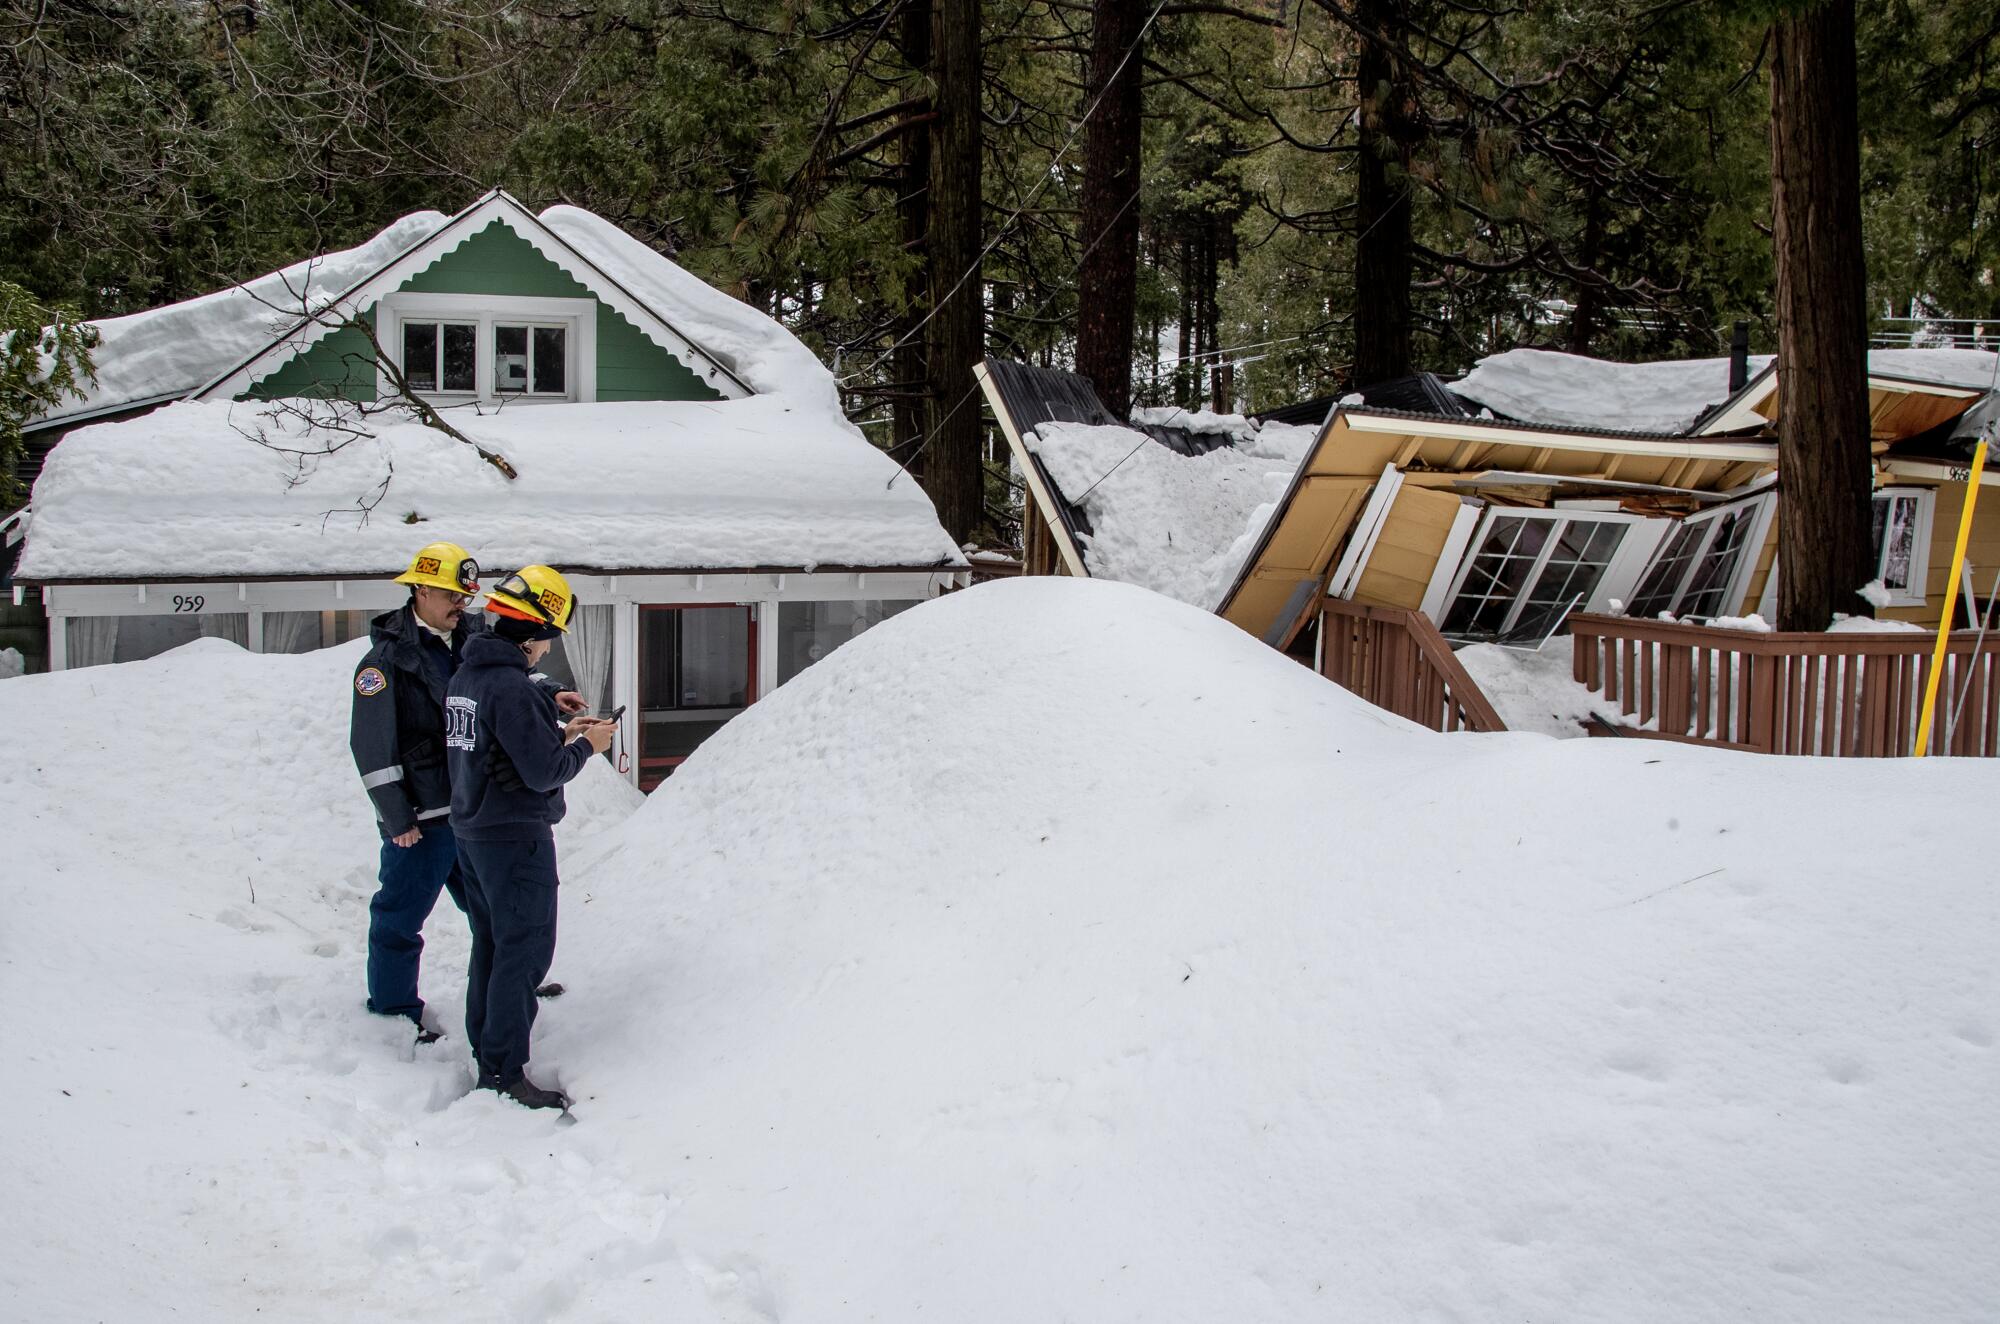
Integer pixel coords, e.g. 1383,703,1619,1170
457,836,560,1086
366,821,465,1021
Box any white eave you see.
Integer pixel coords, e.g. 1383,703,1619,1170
1338,408,1779,462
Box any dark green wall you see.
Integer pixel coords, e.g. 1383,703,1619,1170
245,219,725,403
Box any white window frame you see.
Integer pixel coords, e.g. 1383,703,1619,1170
1437,506,1657,640
1870,487,1935,608
1623,489,1778,622
395,318,479,396
376,292,596,405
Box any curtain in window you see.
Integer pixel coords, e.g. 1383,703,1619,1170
198,613,250,648
565,603,614,711
66,616,119,668
262,610,323,654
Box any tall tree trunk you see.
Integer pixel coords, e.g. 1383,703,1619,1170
1770,0,1874,631
893,0,932,468
1075,0,1146,419
1565,186,1605,355
1352,0,1415,386
924,0,984,543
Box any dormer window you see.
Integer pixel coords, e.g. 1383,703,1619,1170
379,293,596,404
495,324,567,396
401,321,477,394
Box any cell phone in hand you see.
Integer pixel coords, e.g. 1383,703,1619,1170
603,704,627,722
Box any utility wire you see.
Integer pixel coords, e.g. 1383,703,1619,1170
844,0,1172,389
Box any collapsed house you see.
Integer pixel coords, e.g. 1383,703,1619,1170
980,346,2000,654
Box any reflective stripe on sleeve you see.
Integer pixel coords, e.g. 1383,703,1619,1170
360,765,405,789
416,806,451,821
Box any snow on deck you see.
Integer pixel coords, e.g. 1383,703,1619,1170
1028,418,1316,607
6,578,1998,1320
19,396,963,579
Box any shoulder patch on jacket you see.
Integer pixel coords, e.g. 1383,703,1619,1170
355,666,389,697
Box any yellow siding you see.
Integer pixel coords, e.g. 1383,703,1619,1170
1740,512,1781,611
1353,484,1463,610
1879,481,2000,625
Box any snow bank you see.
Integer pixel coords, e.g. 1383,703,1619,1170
0,637,646,1319
1453,347,1772,434
553,577,2000,1321
1028,419,1314,607
0,646,21,679
42,213,445,428
20,396,962,579
9,580,2000,1320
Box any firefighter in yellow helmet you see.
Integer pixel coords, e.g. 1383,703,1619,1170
444,565,613,1109
348,544,586,1043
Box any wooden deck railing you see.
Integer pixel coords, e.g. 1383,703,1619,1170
1571,612,2000,756
1318,599,1506,734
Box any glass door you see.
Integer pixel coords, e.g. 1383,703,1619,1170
638,605,756,790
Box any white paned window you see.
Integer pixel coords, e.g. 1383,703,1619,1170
1440,509,1639,642
494,323,568,395
1623,492,1775,621
399,321,477,394
381,293,593,404
1870,488,1934,606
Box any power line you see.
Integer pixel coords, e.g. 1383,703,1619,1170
843,0,1173,390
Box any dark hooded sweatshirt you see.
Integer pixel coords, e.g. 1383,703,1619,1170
445,632,594,841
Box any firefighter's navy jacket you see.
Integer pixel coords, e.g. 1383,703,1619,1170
348,605,563,839
445,632,594,841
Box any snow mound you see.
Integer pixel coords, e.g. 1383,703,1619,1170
1453,347,1772,434
0,646,21,679
1029,420,1314,607
9,581,2000,1320
555,577,2000,1321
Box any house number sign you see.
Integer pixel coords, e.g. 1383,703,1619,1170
171,594,207,613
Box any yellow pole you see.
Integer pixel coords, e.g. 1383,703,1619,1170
1914,439,1988,756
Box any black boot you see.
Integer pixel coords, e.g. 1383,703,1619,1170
535,982,565,999
487,1074,570,1111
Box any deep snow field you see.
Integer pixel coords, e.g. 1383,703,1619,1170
4,577,1998,1321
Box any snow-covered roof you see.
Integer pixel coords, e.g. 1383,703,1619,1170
1027,418,1317,609
1865,347,2000,390
18,397,963,581
33,212,448,430
1457,346,2000,438
1452,348,1775,435
192,191,755,404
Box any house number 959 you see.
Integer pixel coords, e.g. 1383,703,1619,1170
172,594,206,613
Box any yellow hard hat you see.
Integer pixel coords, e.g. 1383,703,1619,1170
486,564,577,633
394,541,481,595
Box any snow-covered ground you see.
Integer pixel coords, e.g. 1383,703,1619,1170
6,580,1999,1320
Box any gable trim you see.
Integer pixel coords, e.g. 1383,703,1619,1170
192,190,752,403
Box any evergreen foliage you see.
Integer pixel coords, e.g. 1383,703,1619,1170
2,0,1994,538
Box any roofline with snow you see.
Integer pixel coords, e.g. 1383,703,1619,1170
190,189,755,403
1694,362,1989,436
1210,405,1779,624
18,561,964,589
